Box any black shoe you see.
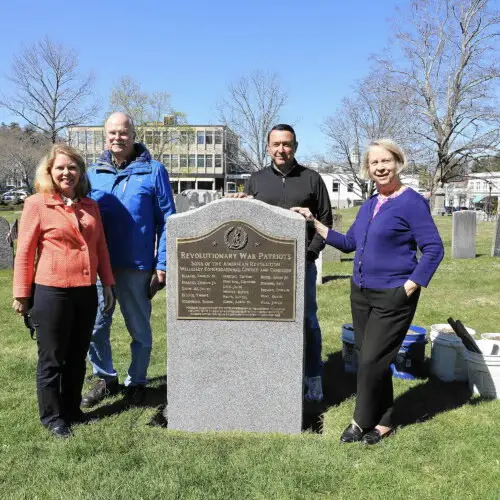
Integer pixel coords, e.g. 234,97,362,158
123,385,146,407
81,378,119,408
340,423,364,443
361,428,394,445
48,423,72,439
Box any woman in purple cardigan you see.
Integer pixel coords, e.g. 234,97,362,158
293,139,444,445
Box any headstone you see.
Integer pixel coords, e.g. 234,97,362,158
175,190,221,213
492,218,500,257
166,198,306,434
452,211,476,259
322,213,342,263
316,251,323,285
0,217,14,269
432,192,446,216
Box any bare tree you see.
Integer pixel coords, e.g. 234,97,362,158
377,0,500,190
0,124,51,190
323,73,414,199
109,75,186,160
217,71,287,172
0,37,99,143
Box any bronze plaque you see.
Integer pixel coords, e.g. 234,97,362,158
177,221,296,321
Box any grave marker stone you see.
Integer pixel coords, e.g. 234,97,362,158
166,198,306,434
492,218,500,257
452,211,476,259
322,213,342,263
0,217,14,269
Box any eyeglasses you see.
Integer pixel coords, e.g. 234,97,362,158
369,158,394,167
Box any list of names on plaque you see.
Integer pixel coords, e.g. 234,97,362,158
177,222,296,321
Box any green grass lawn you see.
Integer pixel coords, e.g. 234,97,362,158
0,210,499,499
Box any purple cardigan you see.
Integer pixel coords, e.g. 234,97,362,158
325,188,444,288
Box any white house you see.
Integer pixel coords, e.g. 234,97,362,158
444,172,500,211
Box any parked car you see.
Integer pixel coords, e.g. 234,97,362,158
1,191,20,204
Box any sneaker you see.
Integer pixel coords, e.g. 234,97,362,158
81,378,119,408
304,376,323,402
123,385,146,407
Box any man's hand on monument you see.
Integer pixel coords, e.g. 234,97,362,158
149,270,166,299
224,193,253,199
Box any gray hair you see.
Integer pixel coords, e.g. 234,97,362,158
360,138,407,180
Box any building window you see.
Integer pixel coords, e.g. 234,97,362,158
197,131,205,145
162,154,170,169
153,131,161,145
332,182,339,192
197,154,205,172
180,154,187,170
347,183,354,192
206,131,214,145
188,154,196,171
180,131,189,145
94,131,103,150
171,154,179,172
189,131,196,144
162,130,170,145
206,154,214,171
215,154,222,173
215,130,222,145
145,131,153,145
171,131,179,145
78,131,86,147
476,181,480,190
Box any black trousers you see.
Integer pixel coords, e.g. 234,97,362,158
31,284,98,427
350,281,420,429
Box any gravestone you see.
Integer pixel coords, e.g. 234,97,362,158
322,213,343,263
167,198,306,434
175,190,222,213
452,211,476,259
492,218,500,257
0,217,14,269
432,191,446,216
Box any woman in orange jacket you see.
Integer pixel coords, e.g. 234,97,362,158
13,144,115,438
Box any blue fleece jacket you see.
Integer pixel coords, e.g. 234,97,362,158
325,188,444,288
87,144,176,271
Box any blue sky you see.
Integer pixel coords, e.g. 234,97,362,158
0,0,406,159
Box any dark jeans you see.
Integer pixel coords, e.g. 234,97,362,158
350,281,420,429
31,284,98,427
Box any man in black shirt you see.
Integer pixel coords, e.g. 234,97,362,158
232,124,333,401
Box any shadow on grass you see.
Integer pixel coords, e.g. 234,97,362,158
88,375,168,422
392,378,473,427
302,351,357,434
322,275,352,284
305,353,480,433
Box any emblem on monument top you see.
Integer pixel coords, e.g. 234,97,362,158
224,226,248,250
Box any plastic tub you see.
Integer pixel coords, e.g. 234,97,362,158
341,323,357,373
467,340,500,399
391,325,427,380
429,324,476,382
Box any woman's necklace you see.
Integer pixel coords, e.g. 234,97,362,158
61,194,80,206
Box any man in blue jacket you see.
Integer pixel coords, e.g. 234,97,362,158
82,112,176,407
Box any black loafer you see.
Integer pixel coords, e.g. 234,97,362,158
361,428,393,445
49,424,72,439
340,423,364,443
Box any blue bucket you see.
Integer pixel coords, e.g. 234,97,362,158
391,325,427,380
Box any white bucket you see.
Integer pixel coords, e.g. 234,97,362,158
429,324,476,382
341,323,357,373
467,340,500,399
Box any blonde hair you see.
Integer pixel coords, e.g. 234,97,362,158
360,138,407,180
35,144,90,197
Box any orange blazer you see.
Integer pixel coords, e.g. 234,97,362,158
13,193,115,298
